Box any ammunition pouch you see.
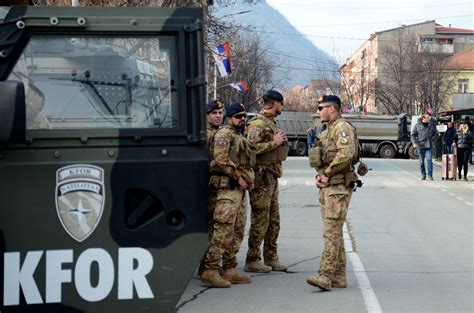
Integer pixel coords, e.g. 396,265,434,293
256,144,289,165
324,143,338,164
329,173,345,186
309,146,323,168
343,171,358,188
209,175,237,190
230,148,254,167
328,171,358,187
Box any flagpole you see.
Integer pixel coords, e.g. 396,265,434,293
213,62,217,100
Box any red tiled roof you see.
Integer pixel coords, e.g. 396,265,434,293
436,26,474,33
443,47,474,70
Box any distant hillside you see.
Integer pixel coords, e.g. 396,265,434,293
214,0,337,88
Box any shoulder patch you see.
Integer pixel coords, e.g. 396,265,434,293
248,129,259,141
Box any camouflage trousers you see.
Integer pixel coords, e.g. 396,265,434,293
198,188,218,272
207,188,218,238
318,185,352,278
246,170,280,263
203,187,247,270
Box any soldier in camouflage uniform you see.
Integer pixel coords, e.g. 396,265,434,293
306,95,358,291
198,100,225,276
205,99,224,235
244,90,289,273
206,99,224,144
201,103,255,288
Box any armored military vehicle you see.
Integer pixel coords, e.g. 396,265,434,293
0,5,208,313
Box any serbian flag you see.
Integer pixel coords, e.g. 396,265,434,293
213,42,232,77
230,81,248,93
363,104,367,115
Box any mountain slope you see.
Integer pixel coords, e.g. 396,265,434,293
214,0,336,88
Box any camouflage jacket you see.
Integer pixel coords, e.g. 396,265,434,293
319,115,357,178
245,112,283,178
210,124,255,187
207,122,219,146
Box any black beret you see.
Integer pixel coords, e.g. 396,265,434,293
206,100,223,113
225,103,246,117
263,90,284,102
318,95,341,107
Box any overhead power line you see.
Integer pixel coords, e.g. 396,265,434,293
255,14,473,29
267,1,472,10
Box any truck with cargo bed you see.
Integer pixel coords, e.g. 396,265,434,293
313,113,417,159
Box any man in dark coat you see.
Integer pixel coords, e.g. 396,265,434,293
444,122,456,154
411,114,438,180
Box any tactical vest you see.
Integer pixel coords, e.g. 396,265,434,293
209,126,254,168
248,115,289,165
322,118,360,166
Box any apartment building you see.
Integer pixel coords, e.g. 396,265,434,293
341,21,474,114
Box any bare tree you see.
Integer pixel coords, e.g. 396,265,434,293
340,60,375,113
376,30,419,115
205,2,276,110
376,30,459,116
414,52,458,116
282,85,316,112
209,32,275,111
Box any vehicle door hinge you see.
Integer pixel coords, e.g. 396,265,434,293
185,75,206,87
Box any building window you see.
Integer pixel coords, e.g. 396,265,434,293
437,38,453,45
458,79,469,93
421,38,433,45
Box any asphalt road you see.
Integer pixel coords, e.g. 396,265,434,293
177,157,474,313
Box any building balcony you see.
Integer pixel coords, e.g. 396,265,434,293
452,93,474,110
418,44,454,54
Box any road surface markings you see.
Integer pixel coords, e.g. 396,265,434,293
344,223,383,313
436,185,473,208
279,180,316,186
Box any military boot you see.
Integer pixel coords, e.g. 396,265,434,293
222,268,251,284
244,261,272,273
331,275,347,288
264,259,288,271
306,275,331,291
200,269,231,288
198,263,223,276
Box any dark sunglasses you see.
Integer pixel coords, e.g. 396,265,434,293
233,113,247,119
318,105,331,111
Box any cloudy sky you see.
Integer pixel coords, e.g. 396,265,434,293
266,0,473,57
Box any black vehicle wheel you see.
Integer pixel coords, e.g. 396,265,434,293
296,141,308,156
379,144,396,159
407,145,418,159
